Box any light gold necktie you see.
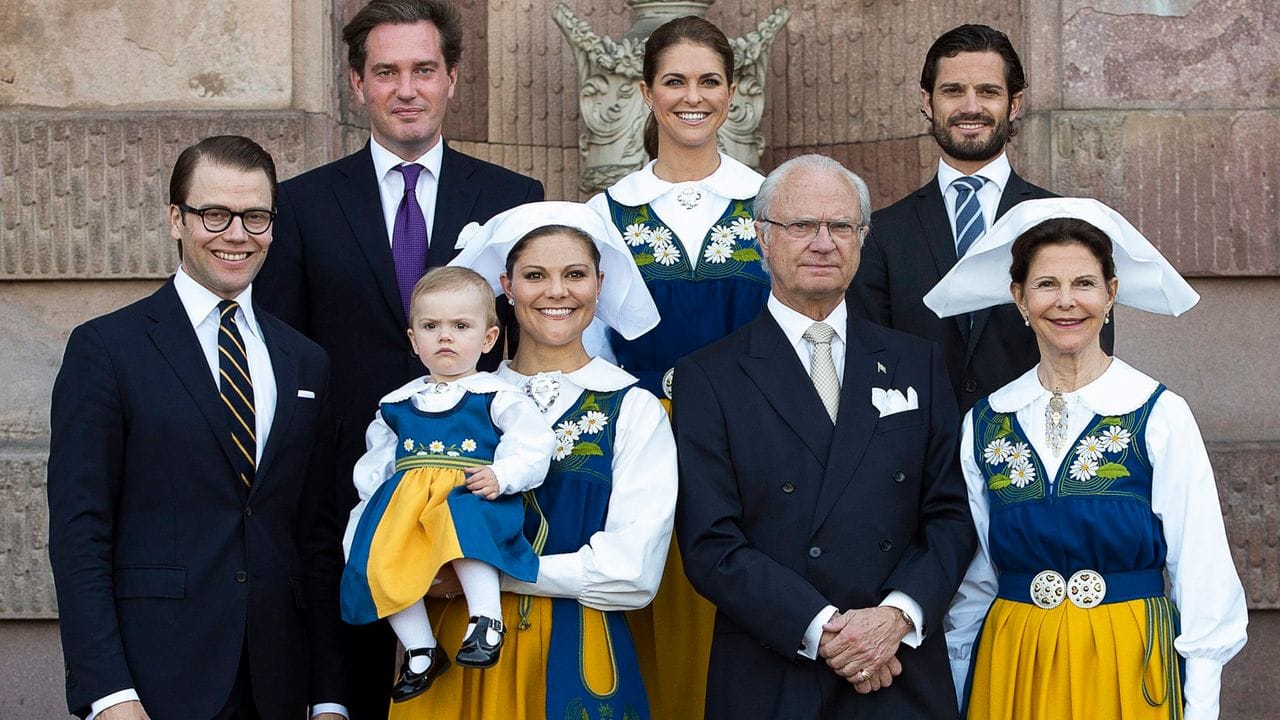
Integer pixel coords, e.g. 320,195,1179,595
804,322,839,423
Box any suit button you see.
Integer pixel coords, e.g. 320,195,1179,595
781,481,795,493
808,546,822,559
235,571,248,583
892,470,905,483
879,540,893,552
244,506,253,517
964,380,978,393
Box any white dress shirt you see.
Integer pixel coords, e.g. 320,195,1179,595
764,296,925,658
369,135,445,247
936,152,1012,251
343,372,557,556
93,271,347,719
945,360,1248,719
494,358,678,611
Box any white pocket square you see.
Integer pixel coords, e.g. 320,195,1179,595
297,389,316,399
871,386,918,417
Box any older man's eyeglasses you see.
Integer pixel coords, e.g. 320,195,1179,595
760,218,866,241
177,204,276,235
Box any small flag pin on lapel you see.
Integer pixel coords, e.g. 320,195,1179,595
876,362,886,374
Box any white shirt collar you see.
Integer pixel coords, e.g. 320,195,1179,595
173,267,260,339
608,153,764,206
767,294,848,348
497,357,638,393
379,370,519,405
988,357,1159,416
369,134,445,183
937,151,1011,195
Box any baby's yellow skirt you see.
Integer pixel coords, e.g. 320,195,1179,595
967,596,1183,720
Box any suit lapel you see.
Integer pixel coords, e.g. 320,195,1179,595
427,142,481,269
964,171,1036,363
910,179,969,342
334,144,405,326
810,316,887,535
252,311,297,493
738,312,833,465
146,281,241,476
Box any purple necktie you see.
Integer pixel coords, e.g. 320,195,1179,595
392,163,428,318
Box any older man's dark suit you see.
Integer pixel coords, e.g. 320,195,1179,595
849,171,1118,412
675,310,975,719
47,280,343,720
255,140,543,718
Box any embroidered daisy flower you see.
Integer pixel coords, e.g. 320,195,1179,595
730,217,756,240
703,241,733,264
446,450,461,457
460,438,477,452
710,225,735,245
1008,461,1037,488
1100,426,1131,453
1006,441,1031,466
983,438,1013,465
623,223,649,246
555,420,582,442
428,440,445,453
553,439,574,461
649,226,674,245
577,410,609,435
403,439,414,452
1069,455,1099,482
653,241,681,266
1075,435,1105,462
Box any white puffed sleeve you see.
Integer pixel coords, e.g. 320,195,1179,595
341,410,398,557
502,387,677,611
944,411,998,708
1148,391,1248,720
488,389,556,495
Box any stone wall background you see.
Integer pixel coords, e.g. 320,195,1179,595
2,0,1277,716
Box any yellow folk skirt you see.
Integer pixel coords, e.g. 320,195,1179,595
967,597,1183,720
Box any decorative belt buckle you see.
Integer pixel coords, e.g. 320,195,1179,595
1067,569,1107,609
662,368,675,400
1029,570,1065,609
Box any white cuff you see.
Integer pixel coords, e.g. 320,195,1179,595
1182,656,1224,720
89,689,140,720
311,702,349,718
797,605,839,660
880,590,925,648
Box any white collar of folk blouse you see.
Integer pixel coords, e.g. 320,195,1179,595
988,357,1160,418
608,152,764,207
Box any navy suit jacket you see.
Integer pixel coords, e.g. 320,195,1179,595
850,171,1112,411
256,141,544,508
47,280,344,719
674,310,975,719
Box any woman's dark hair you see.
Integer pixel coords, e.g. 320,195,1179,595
504,224,601,277
642,16,735,159
1009,217,1116,284
169,135,277,207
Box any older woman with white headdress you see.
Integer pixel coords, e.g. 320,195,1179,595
931,198,1247,720
388,202,674,720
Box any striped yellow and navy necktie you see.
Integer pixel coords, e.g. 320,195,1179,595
217,300,256,487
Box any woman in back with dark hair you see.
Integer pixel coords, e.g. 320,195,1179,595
585,15,769,719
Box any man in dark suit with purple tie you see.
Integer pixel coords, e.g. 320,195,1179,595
255,2,543,716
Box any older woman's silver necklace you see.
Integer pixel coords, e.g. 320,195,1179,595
523,372,560,414
1045,389,1069,456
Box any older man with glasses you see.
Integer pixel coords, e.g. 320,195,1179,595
674,154,975,719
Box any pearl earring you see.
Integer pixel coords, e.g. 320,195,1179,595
508,296,515,306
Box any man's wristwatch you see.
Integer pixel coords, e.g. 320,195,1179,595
894,606,915,632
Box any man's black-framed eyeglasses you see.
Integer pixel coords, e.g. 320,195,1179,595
759,218,867,242
177,204,276,235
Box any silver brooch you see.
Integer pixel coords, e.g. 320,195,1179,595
524,373,561,414
428,381,451,394
676,185,703,210
662,368,675,400
1045,389,1068,456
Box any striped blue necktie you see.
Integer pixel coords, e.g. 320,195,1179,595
218,300,256,488
952,176,986,258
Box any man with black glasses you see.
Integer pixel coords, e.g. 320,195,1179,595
48,135,347,720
